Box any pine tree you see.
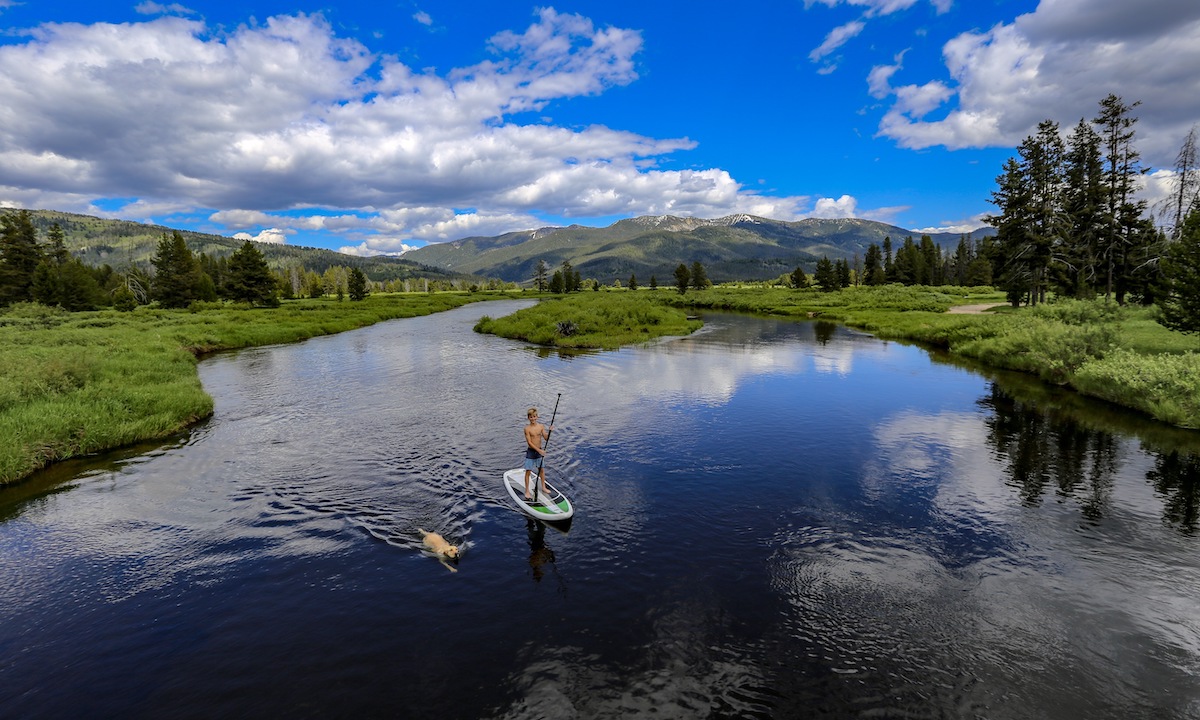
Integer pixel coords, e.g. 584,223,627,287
548,270,564,294
863,244,885,285
348,267,369,301
835,258,851,288
534,260,549,292
690,261,709,290
1094,94,1147,303
1159,207,1200,333
649,275,658,290
790,265,809,289
673,263,690,294
0,209,44,306
628,273,638,291
151,231,202,308
1058,119,1106,297
814,256,837,291
226,240,279,306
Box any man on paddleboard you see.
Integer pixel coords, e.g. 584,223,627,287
523,407,553,500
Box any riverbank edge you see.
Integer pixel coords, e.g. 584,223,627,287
659,287,1200,431
0,293,507,488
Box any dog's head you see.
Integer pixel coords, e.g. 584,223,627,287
445,545,459,558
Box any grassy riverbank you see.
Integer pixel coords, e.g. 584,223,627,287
473,292,701,349
0,293,497,486
663,285,1200,429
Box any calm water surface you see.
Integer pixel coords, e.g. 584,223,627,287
3,300,1199,719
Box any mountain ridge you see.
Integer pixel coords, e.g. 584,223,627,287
405,213,995,284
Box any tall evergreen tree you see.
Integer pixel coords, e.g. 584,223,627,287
1094,94,1147,303
673,263,690,294
1168,125,1200,240
790,265,809,289
835,257,852,288
882,236,895,282
46,223,70,265
534,260,549,292
0,209,44,306
989,157,1036,305
863,244,885,285
1059,119,1106,297
813,256,837,290
1159,207,1200,333
348,267,369,301
151,231,202,308
690,261,709,290
628,272,638,291
225,240,279,306
548,270,564,294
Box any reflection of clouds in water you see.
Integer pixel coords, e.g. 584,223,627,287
867,409,1007,520
574,328,863,410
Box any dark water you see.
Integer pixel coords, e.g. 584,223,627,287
3,300,1199,719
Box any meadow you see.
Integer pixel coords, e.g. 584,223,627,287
0,293,496,486
473,291,702,349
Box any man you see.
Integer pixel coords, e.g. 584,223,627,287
523,407,554,500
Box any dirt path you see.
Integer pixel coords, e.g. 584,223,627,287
946,302,1007,314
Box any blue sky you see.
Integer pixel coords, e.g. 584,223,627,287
1,0,1198,254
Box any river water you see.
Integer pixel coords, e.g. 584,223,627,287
2,299,1199,719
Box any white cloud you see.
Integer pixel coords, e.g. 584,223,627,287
871,1,1200,168
135,2,195,15
810,20,866,62
0,8,913,247
233,228,289,244
413,11,433,27
809,194,859,218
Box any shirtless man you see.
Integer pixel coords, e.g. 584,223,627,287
523,407,554,500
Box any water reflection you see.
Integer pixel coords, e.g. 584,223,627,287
1149,451,1200,534
3,306,1200,719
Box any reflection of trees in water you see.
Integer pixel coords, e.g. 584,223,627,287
980,382,1200,533
980,384,1118,522
1148,451,1200,535
813,320,836,346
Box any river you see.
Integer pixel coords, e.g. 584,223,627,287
2,299,1198,719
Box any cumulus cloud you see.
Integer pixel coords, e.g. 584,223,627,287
233,228,289,244
413,11,432,27
871,0,1200,167
0,8,835,246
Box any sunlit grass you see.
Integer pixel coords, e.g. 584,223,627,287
474,291,701,349
0,293,496,485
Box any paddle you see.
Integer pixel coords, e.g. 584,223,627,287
534,393,561,504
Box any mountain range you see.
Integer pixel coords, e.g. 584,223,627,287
11,208,994,285
404,214,996,284
17,209,465,284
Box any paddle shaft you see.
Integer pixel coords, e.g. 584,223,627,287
534,394,561,502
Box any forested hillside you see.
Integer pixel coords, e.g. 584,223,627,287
404,214,995,284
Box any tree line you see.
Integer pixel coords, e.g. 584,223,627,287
0,210,402,311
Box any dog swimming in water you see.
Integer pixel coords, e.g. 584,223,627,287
420,525,460,571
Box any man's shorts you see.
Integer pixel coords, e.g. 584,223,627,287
523,450,543,471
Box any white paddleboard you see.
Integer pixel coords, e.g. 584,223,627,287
503,468,574,522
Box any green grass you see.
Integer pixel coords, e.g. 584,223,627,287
488,286,1200,430
474,291,701,350
0,293,497,486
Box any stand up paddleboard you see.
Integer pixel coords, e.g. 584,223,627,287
503,468,574,522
